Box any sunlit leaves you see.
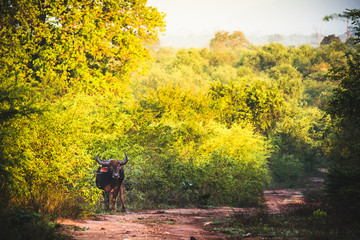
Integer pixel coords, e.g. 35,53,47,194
0,0,165,97
210,31,249,50
209,80,283,133
250,43,292,71
0,0,165,215
200,123,269,165
267,63,303,99
1,93,138,215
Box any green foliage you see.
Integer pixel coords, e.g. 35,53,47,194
270,154,304,187
124,141,270,208
123,98,271,208
0,0,165,97
209,80,283,133
196,124,270,205
208,204,360,239
303,78,334,108
210,31,249,50
1,4,355,222
194,151,269,206
245,80,284,134
209,49,237,66
0,83,41,123
271,105,325,162
250,43,292,71
0,209,69,240
292,44,316,75
209,81,250,127
127,27,353,207
268,103,327,187
325,9,360,214
138,86,212,123
211,65,238,83
321,34,341,45
267,63,303,99
1,95,122,216
0,0,165,217
133,48,211,95
170,48,208,74
324,9,360,42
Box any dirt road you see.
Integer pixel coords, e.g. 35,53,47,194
59,187,310,240
59,172,325,239
59,207,237,239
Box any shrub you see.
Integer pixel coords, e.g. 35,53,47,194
270,154,304,187
0,208,69,240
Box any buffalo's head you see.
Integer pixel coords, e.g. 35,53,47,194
96,152,128,178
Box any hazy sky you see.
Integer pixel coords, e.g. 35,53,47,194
147,0,360,37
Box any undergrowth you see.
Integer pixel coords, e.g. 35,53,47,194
0,208,71,240
206,203,360,239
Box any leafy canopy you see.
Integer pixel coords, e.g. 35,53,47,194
0,0,165,97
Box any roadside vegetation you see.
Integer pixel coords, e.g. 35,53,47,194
0,209,70,240
0,1,359,239
207,204,360,239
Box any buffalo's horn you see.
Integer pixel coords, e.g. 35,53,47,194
119,152,128,165
96,154,110,165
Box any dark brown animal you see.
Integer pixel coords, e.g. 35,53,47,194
95,152,128,212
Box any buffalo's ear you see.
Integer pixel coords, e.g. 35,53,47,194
100,167,108,173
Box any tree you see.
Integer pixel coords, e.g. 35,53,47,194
324,9,360,43
267,63,303,100
170,48,208,74
324,9,360,213
210,31,249,50
251,43,292,71
0,0,165,214
209,80,283,134
0,0,165,98
320,34,340,45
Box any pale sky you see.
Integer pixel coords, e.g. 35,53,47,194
148,0,360,40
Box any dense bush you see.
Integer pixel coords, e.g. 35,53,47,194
121,120,270,209
0,209,69,240
270,154,304,187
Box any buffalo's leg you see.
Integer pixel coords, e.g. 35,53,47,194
109,190,117,212
104,192,110,211
120,181,126,212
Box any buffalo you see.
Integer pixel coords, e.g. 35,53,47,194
95,152,128,212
